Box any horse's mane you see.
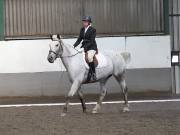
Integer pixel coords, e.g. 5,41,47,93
60,39,79,55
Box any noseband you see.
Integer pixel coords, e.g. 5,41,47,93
49,50,57,55
49,50,59,59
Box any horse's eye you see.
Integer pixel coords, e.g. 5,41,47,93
55,44,58,47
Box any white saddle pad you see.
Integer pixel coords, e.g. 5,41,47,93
83,52,108,69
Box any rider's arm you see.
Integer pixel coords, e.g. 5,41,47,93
73,29,83,48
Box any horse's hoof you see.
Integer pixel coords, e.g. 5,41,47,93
61,112,67,117
92,110,98,114
83,110,87,113
123,107,130,112
92,104,100,114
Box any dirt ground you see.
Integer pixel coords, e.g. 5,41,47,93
0,101,180,135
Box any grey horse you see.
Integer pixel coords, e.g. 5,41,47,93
47,35,131,116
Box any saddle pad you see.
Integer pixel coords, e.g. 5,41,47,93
83,52,108,69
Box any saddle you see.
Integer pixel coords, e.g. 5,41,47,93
84,50,98,67
83,50,107,69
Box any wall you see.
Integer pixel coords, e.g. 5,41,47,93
0,35,172,96
4,0,164,38
0,0,3,40
0,35,171,73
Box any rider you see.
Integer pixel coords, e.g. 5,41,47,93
73,16,98,81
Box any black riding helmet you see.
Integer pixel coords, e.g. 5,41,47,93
82,16,92,23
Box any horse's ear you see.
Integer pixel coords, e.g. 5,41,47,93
50,34,53,40
57,34,61,39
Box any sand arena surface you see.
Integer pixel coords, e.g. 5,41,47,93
0,101,180,135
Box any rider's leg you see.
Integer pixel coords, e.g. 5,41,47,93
89,62,96,80
87,50,97,80
86,66,92,82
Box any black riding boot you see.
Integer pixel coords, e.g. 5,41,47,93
89,62,97,81
86,62,97,82
86,68,92,82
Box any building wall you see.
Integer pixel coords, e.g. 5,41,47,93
3,0,165,38
0,35,171,96
0,35,170,73
0,0,3,40
0,69,171,96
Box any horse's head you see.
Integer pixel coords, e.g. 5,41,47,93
47,34,63,63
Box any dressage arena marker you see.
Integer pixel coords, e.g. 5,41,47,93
0,99,180,108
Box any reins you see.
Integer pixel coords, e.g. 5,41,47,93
51,40,82,58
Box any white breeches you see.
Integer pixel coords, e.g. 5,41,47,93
87,50,96,62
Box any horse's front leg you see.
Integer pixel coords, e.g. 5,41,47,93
77,89,86,113
61,80,82,117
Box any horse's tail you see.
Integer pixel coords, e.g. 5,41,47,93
120,52,131,64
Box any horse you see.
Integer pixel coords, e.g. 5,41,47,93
47,35,131,116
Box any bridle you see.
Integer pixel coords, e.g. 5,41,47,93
49,40,81,58
49,50,58,56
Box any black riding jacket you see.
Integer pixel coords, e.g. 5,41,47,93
73,26,97,52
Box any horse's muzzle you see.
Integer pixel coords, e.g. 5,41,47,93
47,56,54,63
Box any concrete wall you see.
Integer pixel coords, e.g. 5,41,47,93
0,68,171,96
0,35,171,73
0,35,171,96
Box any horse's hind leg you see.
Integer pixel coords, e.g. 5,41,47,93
115,74,130,112
77,88,86,113
92,79,108,114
